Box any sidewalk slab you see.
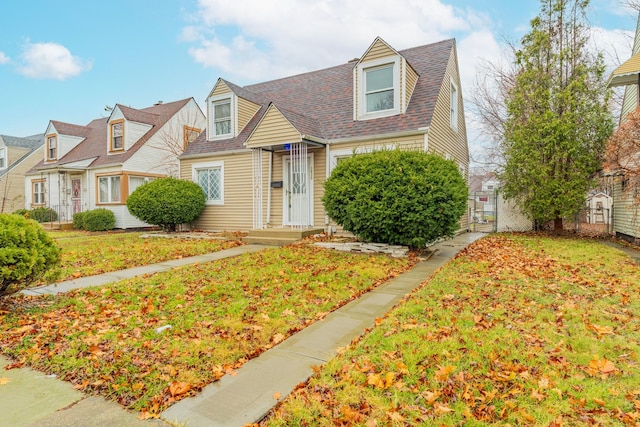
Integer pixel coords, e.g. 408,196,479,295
21,244,268,297
0,355,84,427
161,232,485,427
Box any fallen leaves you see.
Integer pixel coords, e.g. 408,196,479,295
0,244,412,415
260,234,640,426
0,377,10,385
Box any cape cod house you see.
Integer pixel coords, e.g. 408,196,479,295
180,37,469,235
24,98,205,228
0,133,44,213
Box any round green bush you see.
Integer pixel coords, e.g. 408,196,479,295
72,211,87,230
29,206,58,223
322,150,468,248
0,213,60,296
126,177,206,232
82,208,116,231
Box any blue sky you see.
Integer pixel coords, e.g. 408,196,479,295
0,0,636,161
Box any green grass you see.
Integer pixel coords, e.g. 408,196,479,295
263,234,640,426
42,231,244,283
0,245,412,417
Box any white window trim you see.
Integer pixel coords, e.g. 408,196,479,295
450,77,459,131
356,56,401,121
192,161,224,205
0,147,6,169
97,175,121,204
208,94,235,141
329,144,396,172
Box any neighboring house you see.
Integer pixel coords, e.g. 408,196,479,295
0,133,45,213
606,14,640,242
24,98,205,228
180,37,469,232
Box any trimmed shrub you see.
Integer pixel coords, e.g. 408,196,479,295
126,177,206,232
0,213,60,296
72,211,87,230
82,209,115,232
322,149,468,248
29,206,58,223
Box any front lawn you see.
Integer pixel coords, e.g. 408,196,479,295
0,245,412,418
43,231,244,283
263,234,640,426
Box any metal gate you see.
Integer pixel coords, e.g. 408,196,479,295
471,190,497,232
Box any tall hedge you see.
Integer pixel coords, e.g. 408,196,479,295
126,177,206,232
0,214,60,296
323,150,468,248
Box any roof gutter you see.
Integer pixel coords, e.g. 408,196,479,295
327,128,429,145
180,148,253,160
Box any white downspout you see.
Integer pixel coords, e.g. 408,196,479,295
325,144,331,235
266,150,272,226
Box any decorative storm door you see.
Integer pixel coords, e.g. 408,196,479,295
71,178,82,215
284,148,313,227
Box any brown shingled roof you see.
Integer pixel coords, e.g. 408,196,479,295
31,98,193,172
184,38,454,157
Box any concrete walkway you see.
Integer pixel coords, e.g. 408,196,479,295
2,233,484,426
161,232,484,426
22,244,267,296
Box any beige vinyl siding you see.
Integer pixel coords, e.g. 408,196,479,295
424,47,469,231
613,177,640,239
210,81,232,98
246,106,301,148
405,63,419,109
7,146,29,164
2,149,42,213
181,152,254,231
361,39,396,62
427,49,468,167
238,98,261,133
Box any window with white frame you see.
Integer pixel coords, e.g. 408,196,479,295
365,65,394,113
211,98,232,137
357,57,400,120
0,147,6,169
46,135,57,160
129,176,155,194
450,79,459,130
193,162,223,204
98,175,121,203
32,180,45,205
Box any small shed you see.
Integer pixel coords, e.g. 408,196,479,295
586,192,612,224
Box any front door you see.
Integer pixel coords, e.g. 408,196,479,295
284,154,313,227
71,178,82,215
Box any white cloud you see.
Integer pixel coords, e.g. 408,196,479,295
186,0,477,83
0,51,9,64
18,42,92,80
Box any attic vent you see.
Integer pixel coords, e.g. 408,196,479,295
155,101,163,105
348,57,359,63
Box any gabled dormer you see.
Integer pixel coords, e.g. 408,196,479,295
106,105,155,154
44,121,88,162
353,37,419,121
206,79,261,141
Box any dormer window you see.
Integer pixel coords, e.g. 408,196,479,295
213,98,232,137
110,120,124,151
46,135,57,160
356,57,400,120
365,65,394,113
